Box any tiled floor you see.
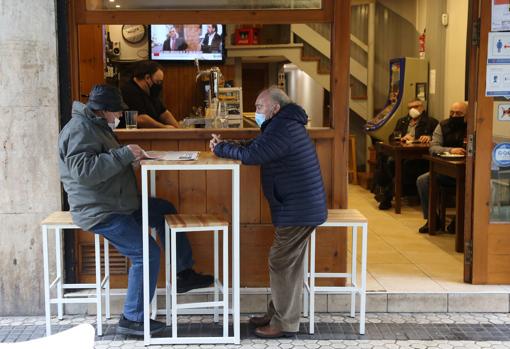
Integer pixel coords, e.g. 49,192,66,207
4,314,510,348
347,184,510,293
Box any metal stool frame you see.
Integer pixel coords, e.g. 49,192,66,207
303,209,368,335
163,217,230,344
41,212,110,336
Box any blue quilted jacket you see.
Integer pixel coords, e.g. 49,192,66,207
214,103,327,227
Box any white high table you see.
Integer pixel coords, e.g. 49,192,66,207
140,152,241,345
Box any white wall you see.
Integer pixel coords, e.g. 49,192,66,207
107,25,149,61
285,64,324,127
443,0,469,119
415,0,427,33
378,0,417,26
0,0,61,314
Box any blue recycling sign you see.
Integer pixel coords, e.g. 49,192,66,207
493,143,510,167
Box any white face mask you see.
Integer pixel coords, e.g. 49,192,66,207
108,117,120,130
409,108,421,119
255,112,266,127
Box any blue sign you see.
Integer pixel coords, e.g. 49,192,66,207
493,143,510,167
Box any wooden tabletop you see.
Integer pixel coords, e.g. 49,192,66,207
378,141,430,151
423,154,466,165
140,151,241,166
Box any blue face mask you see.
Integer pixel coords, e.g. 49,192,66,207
255,112,266,127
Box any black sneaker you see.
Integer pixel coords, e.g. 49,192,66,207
446,219,456,234
378,200,392,210
177,269,214,293
418,221,429,233
117,314,166,337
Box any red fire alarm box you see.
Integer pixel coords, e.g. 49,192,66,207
235,28,259,45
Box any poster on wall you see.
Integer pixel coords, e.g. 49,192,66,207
486,33,510,96
492,0,510,31
486,64,510,96
488,32,510,63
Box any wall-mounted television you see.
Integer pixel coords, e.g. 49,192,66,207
150,24,224,62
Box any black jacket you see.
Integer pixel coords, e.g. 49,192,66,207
163,37,188,51
213,103,327,227
391,113,438,142
439,118,467,147
201,33,222,53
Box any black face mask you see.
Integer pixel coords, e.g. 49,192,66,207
449,116,466,127
150,83,162,97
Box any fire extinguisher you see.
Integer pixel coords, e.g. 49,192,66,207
419,29,426,59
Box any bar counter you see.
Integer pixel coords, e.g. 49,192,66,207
115,127,344,287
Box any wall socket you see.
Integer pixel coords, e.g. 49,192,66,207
112,41,120,56
441,13,449,27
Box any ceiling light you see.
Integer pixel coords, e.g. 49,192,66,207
109,0,115,2
115,4,120,8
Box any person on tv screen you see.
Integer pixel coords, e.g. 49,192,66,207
163,26,188,51
120,60,179,128
201,24,222,53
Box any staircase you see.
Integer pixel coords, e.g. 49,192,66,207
226,1,375,121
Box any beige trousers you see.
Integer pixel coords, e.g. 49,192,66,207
267,225,315,332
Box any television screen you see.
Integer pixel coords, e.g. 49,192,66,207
150,24,224,61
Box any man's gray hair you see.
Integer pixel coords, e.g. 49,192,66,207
263,86,292,107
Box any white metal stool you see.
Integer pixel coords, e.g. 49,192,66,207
164,214,229,343
41,211,110,336
303,209,368,334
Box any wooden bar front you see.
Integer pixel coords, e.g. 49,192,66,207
77,128,345,287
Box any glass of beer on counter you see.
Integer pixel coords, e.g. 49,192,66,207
124,110,138,129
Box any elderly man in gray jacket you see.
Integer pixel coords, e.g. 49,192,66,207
58,84,212,336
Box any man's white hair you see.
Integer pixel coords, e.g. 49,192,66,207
262,86,292,107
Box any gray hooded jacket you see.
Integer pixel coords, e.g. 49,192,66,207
58,102,138,230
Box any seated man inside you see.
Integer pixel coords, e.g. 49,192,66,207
120,60,180,128
416,101,468,233
58,85,212,336
374,99,438,210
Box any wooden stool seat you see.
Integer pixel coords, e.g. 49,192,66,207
164,214,228,228
41,211,74,225
322,209,368,225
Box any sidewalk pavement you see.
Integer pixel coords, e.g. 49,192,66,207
2,313,510,348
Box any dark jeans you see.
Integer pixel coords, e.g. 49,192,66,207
416,172,456,219
91,197,194,322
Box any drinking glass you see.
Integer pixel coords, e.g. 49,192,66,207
217,101,228,128
124,110,138,129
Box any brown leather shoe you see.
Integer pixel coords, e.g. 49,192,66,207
254,325,296,339
249,314,271,327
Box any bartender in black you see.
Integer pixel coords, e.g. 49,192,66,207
120,60,179,128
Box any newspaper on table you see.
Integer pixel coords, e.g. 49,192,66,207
143,151,199,161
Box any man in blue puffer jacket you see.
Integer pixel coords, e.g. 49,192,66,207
210,86,327,338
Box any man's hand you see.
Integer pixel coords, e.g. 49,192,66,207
209,133,222,152
418,135,431,143
127,144,146,161
401,134,414,142
164,125,176,129
450,147,466,155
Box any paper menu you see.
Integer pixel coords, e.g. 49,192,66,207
144,151,199,161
